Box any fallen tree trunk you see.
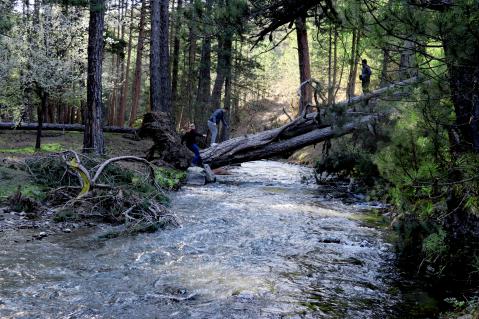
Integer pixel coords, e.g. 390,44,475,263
0,122,136,134
201,114,382,168
201,77,419,168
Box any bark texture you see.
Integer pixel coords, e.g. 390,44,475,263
295,15,312,114
84,0,105,155
150,0,161,112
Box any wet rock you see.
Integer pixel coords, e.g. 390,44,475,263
186,167,207,185
235,290,255,302
34,231,48,240
203,164,216,183
319,238,341,244
63,228,72,233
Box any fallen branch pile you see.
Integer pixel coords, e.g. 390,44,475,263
25,151,179,233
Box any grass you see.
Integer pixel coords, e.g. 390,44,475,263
0,143,64,155
0,166,45,200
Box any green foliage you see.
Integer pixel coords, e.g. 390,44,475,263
316,146,379,183
442,296,479,318
155,167,187,190
422,228,447,262
104,30,127,58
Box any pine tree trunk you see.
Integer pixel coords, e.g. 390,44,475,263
443,38,479,153
171,0,183,114
399,39,416,80
194,0,213,128
150,0,161,112
350,32,360,98
346,29,357,100
295,15,312,115
35,90,48,150
159,0,171,113
129,0,146,126
118,1,134,127
84,0,105,155
380,47,390,88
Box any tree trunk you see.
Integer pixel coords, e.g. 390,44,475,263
346,29,357,100
380,47,390,88
171,0,183,113
150,0,161,112
220,50,233,142
399,39,417,80
118,0,133,127
295,15,312,115
210,27,233,117
159,0,171,113
35,90,48,150
347,30,360,100
443,40,479,153
84,0,106,155
129,0,147,126
184,0,199,127
194,0,212,128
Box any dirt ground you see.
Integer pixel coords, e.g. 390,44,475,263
0,130,154,159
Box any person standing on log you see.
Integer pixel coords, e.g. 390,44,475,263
181,123,206,166
359,59,372,94
207,107,229,146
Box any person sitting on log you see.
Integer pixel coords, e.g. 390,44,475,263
181,123,206,166
207,107,229,146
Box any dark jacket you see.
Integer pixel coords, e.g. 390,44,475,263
208,109,228,126
361,64,372,82
181,129,203,146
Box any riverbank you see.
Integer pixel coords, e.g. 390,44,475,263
0,131,186,237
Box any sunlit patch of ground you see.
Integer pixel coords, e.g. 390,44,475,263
0,130,154,159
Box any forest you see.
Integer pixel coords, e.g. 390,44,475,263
0,0,479,318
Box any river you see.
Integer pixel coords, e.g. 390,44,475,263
0,161,437,318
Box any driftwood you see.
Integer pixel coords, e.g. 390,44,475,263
201,77,419,168
0,122,136,134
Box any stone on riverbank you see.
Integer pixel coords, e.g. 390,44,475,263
186,165,216,185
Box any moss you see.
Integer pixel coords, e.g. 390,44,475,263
350,210,389,228
0,143,64,155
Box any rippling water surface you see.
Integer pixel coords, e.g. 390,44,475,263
0,161,415,318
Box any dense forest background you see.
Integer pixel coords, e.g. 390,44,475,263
1,0,479,302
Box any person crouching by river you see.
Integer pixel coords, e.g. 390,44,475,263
181,124,206,166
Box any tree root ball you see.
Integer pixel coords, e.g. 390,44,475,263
139,112,192,170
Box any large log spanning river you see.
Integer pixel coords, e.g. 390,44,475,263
0,161,437,318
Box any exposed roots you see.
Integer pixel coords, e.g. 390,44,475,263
24,151,180,233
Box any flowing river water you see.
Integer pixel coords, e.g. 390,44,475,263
0,161,438,318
